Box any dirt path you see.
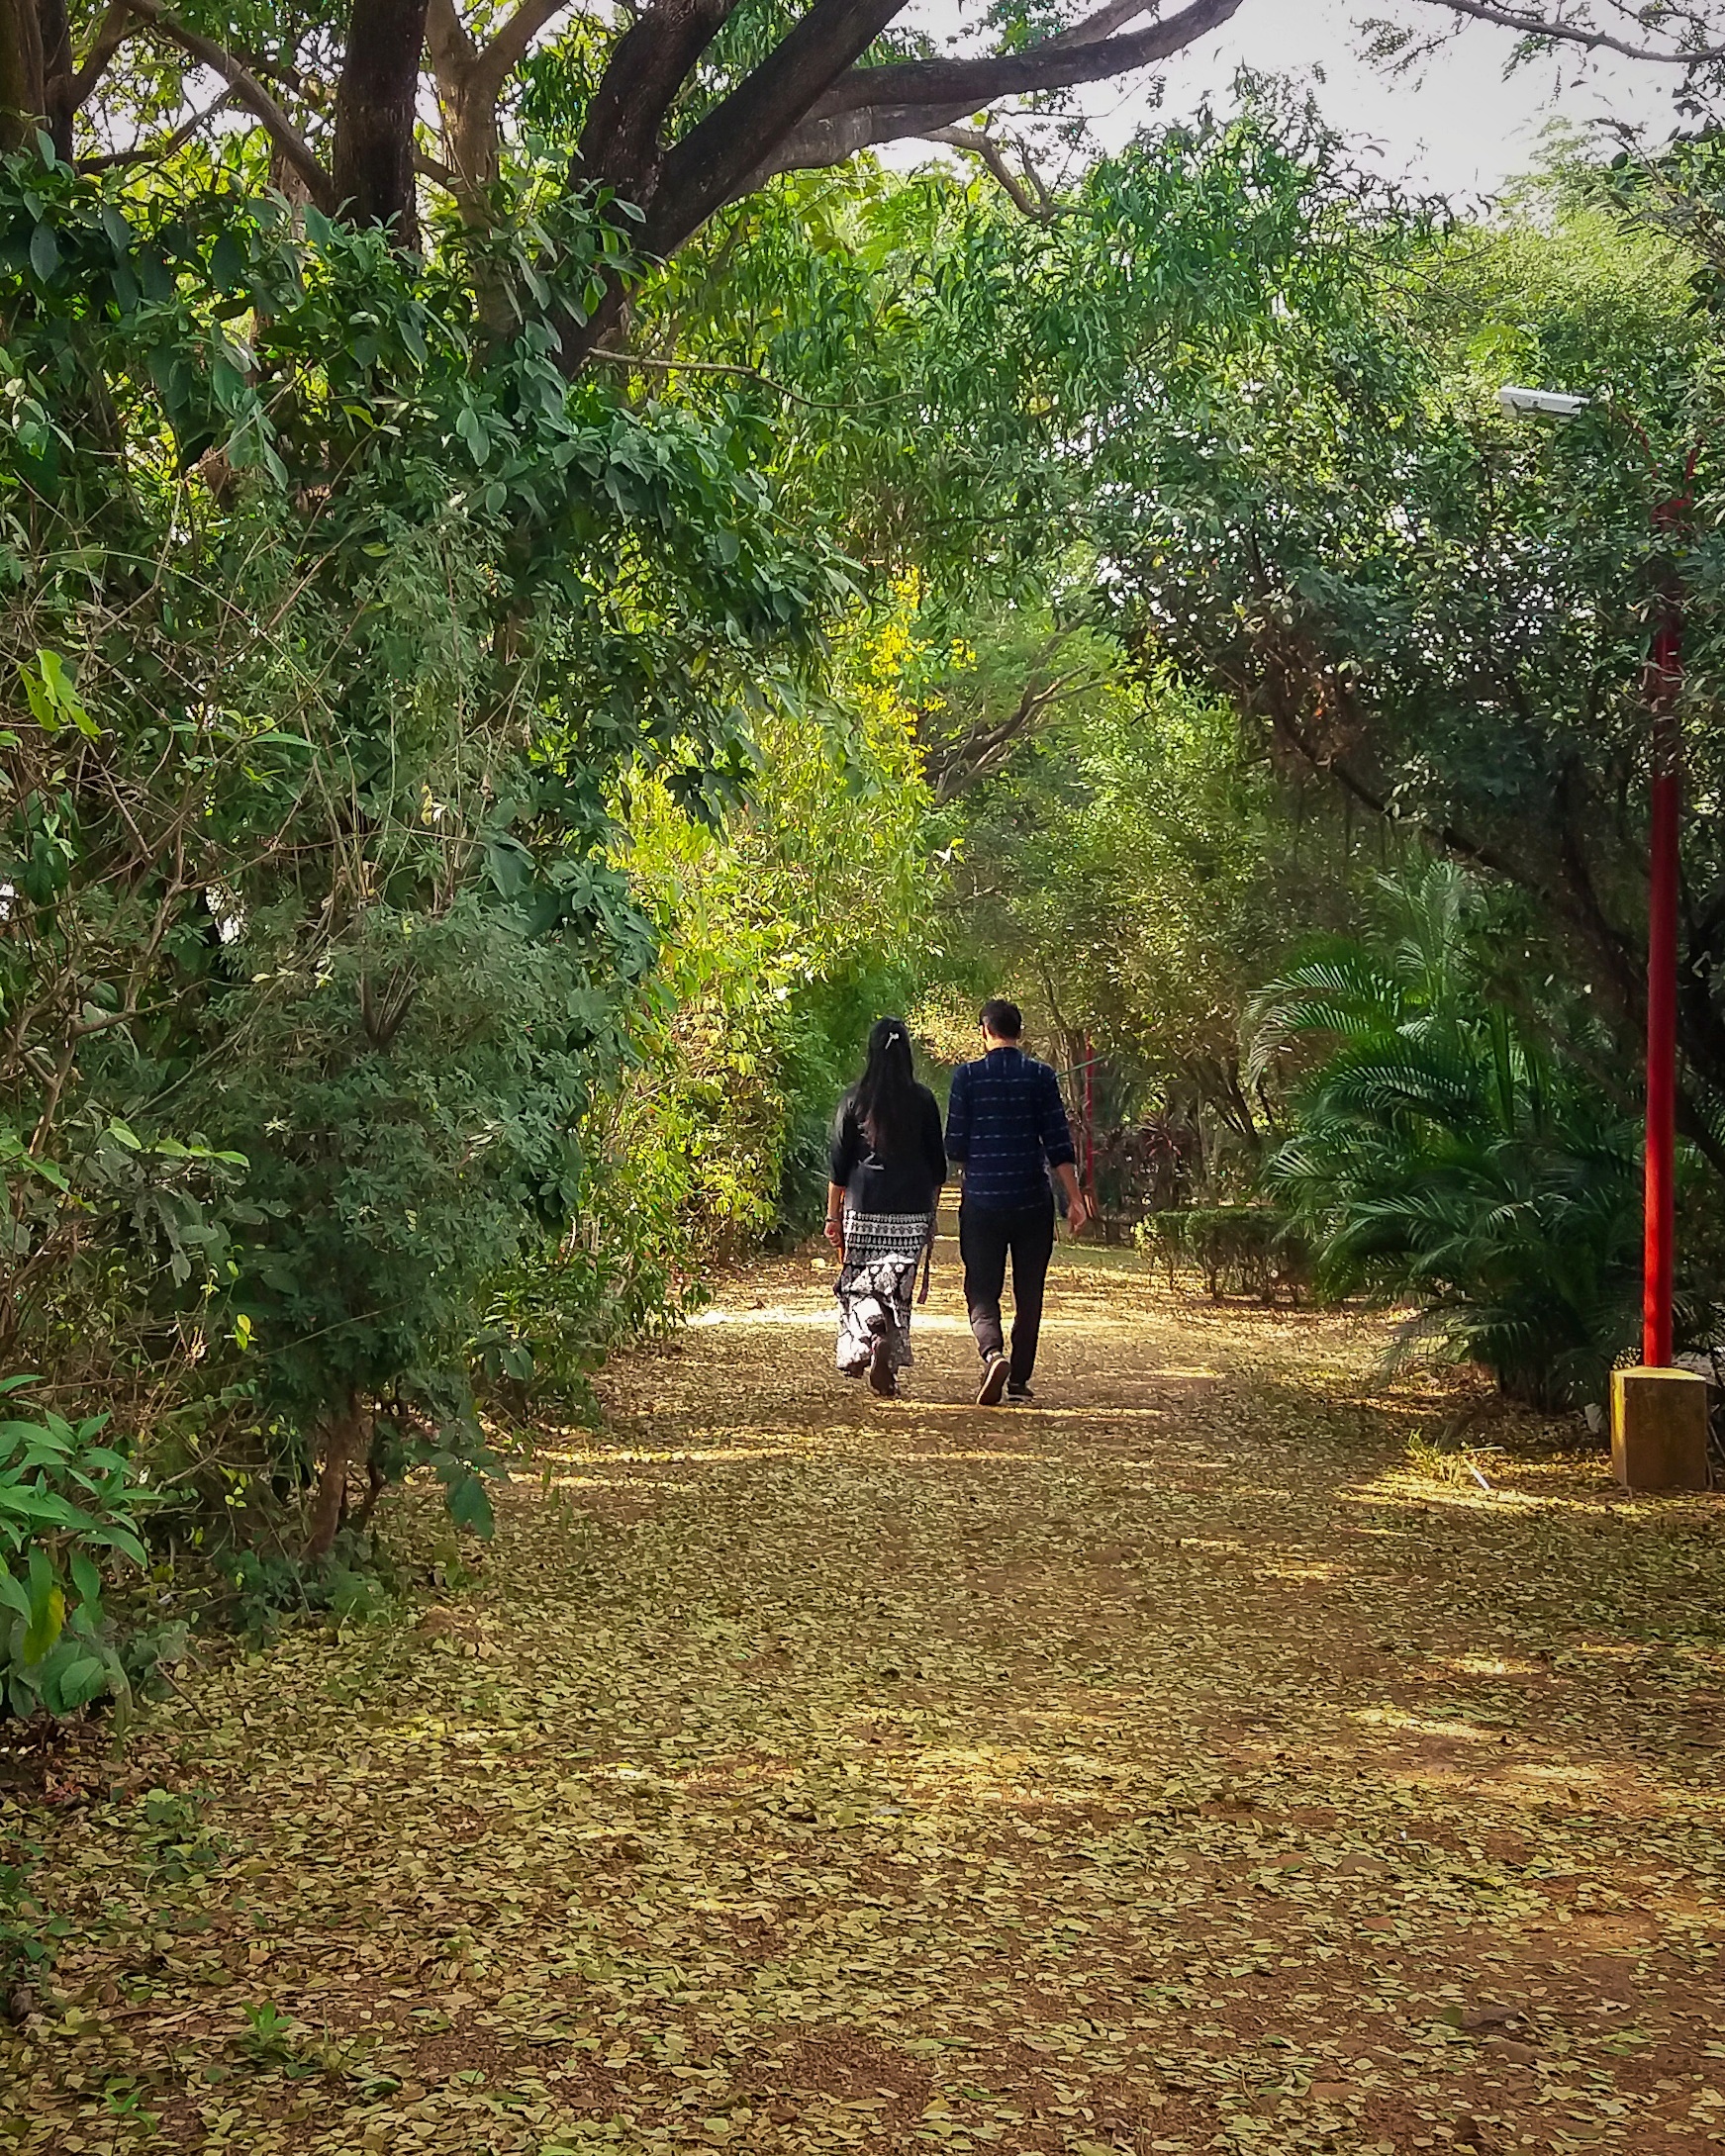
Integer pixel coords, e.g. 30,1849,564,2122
7,1237,1725,2156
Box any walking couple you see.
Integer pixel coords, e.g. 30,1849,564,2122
825,1000,1090,1402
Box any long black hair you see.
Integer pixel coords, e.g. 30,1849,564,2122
853,1016,918,1158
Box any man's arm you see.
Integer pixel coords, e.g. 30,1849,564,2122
943,1065,971,1165
1038,1067,1088,1233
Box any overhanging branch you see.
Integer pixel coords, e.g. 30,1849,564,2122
1413,0,1725,65
922,126,1066,223
808,0,1245,122
751,0,1243,188
126,0,334,208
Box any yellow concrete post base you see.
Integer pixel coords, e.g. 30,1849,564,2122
1610,1366,1711,1492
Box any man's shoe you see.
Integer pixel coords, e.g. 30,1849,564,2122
868,1327,899,1397
977,1354,1010,1407
1006,1382,1034,1405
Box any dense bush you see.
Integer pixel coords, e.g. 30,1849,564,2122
1252,868,1641,1408
0,149,846,1572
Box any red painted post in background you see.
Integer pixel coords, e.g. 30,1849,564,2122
1643,569,1682,1367
1083,1036,1097,1207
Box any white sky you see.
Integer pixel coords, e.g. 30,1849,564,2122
907,0,1691,204
1142,0,1681,201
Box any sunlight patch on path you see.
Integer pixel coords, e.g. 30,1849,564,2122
5,1246,1724,2156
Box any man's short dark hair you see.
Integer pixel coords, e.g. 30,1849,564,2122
980,998,1023,1040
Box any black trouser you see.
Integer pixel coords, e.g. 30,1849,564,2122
960,1197,1055,1388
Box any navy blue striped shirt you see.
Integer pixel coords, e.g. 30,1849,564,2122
944,1047,1076,1211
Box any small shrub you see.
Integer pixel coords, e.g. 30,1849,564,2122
0,1830,64,1991
215,1537,395,1650
1137,1206,1310,1301
0,1379,155,1723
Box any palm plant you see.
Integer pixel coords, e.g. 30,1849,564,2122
1249,866,1640,1409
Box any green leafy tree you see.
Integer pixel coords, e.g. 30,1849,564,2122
0,152,845,1558
1078,166,1725,1172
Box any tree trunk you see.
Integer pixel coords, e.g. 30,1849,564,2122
331,0,432,247
38,0,68,157
305,1389,371,1561
0,0,43,153
444,65,500,218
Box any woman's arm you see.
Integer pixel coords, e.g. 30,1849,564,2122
824,1179,846,1256
923,1089,948,1189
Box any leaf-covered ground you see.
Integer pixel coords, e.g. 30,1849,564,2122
6,1238,1725,2156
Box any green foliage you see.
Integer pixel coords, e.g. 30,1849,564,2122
644,97,1390,589
215,1540,394,1651
0,1829,63,1987
1136,1207,1310,1303
0,141,849,1556
598,622,935,1272
1253,868,1640,1408
0,1377,154,1721
941,641,1367,1148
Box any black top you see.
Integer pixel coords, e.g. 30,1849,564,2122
829,1083,948,1215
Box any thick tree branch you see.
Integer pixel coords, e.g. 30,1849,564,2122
426,0,476,69
126,0,334,208
69,0,131,105
427,0,492,208
750,0,1243,190
645,0,907,252
810,0,1245,123
40,0,73,156
573,0,745,202
0,0,45,151
1040,0,1170,47
473,0,571,94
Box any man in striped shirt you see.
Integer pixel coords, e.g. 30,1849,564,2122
944,999,1089,1406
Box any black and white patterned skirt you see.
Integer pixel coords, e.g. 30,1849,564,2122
835,1208,933,1373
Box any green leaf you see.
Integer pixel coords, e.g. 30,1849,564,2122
210,231,245,292
445,1472,494,1540
88,1524,147,1567
22,1564,65,1664
29,221,59,281
50,1654,109,1710
69,1550,103,1612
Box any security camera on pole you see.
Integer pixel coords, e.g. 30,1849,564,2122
1497,386,1707,1489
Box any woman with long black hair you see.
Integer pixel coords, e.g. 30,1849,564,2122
826,1017,947,1397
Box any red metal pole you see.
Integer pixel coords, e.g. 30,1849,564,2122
1083,1036,1097,1205
1642,574,1682,1367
